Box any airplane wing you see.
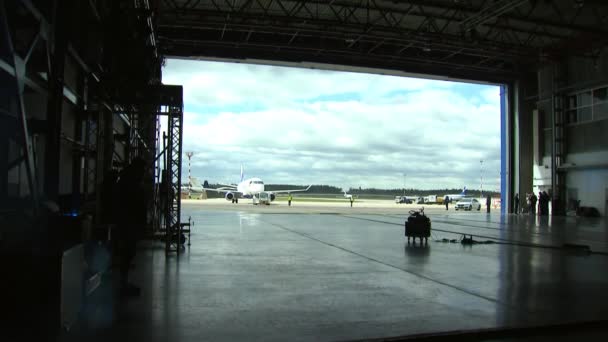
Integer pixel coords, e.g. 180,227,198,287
267,185,312,194
202,186,241,194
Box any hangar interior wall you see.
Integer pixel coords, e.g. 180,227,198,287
0,0,180,216
1,1,187,337
531,49,608,215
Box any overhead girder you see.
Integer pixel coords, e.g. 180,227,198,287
160,19,534,61
159,5,558,50
459,0,530,32
163,39,517,82
157,0,608,81
159,0,608,42
159,19,529,79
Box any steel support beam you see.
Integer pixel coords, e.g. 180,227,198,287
551,63,567,216
71,106,83,212
0,115,8,201
460,0,530,32
44,0,71,201
0,0,40,210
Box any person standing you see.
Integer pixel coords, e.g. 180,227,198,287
514,193,519,214
116,157,147,297
445,196,449,210
530,192,538,215
486,195,491,213
541,191,550,216
288,193,293,207
350,196,354,207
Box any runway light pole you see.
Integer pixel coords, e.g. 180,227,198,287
480,160,483,199
185,151,194,185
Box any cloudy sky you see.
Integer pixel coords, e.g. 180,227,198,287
163,59,501,191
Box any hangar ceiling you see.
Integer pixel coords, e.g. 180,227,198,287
156,0,608,82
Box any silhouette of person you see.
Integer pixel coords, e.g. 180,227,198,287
514,193,519,214
540,191,550,216
530,192,538,215
350,196,354,207
288,193,293,206
486,195,491,213
116,157,147,297
445,196,449,210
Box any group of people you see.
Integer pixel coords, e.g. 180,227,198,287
514,191,551,215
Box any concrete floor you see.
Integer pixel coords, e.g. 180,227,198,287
68,204,608,341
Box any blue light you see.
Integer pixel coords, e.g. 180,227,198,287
63,211,79,217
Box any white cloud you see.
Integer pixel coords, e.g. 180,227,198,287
164,59,501,191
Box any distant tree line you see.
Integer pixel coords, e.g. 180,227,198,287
200,183,499,198
347,187,500,198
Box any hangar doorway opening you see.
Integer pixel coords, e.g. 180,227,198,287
163,59,507,211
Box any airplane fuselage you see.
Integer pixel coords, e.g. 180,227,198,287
236,177,265,197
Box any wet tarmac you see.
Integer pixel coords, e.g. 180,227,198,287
67,204,608,341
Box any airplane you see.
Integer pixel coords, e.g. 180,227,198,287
343,191,354,200
202,166,311,204
181,177,205,194
181,177,215,199
443,187,467,203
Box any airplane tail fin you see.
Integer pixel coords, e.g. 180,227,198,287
240,164,244,182
461,186,467,195
189,177,202,187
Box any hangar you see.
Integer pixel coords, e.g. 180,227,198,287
1,0,608,341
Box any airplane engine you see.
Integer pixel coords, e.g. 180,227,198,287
225,192,234,201
269,193,276,201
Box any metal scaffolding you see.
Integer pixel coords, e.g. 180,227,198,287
165,104,184,254
118,85,184,254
